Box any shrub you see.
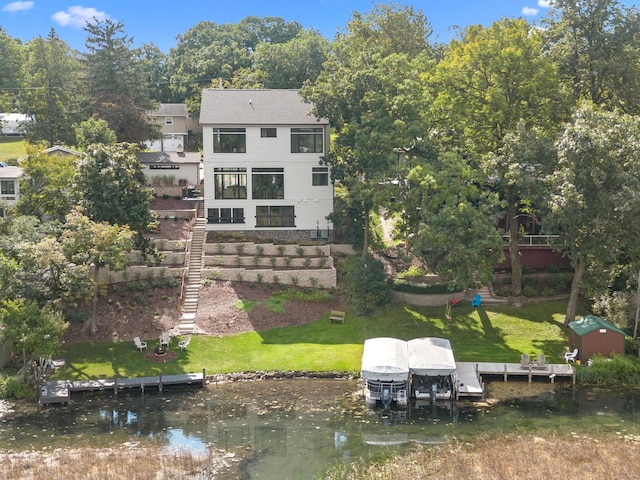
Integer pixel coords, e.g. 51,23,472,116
290,275,299,286
236,272,244,282
257,273,263,283
277,245,286,256
318,257,328,268
270,257,277,267
310,277,319,288
343,254,391,315
545,264,561,274
303,257,312,268
0,375,32,400
235,244,246,254
577,354,640,385
256,245,265,256
296,246,304,257
522,285,538,297
216,244,226,254
397,265,426,279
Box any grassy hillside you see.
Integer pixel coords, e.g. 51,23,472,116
0,137,26,163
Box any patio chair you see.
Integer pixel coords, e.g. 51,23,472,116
520,353,531,369
178,336,191,351
134,337,147,352
564,348,578,363
533,354,547,370
160,331,170,348
329,310,346,324
471,294,482,308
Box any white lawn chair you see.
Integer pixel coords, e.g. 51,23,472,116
564,348,578,362
134,337,147,352
178,337,191,351
160,331,170,348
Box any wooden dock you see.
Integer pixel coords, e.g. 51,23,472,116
40,370,206,405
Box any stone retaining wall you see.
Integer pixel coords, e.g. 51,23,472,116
202,267,337,289
391,290,467,307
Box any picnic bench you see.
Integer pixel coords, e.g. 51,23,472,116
329,310,346,324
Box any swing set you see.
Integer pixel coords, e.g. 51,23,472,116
445,298,462,321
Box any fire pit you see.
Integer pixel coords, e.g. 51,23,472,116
154,344,167,356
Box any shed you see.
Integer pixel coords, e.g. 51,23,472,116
567,315,626,363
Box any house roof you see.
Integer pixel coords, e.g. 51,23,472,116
147,103,189,118
137,151,201,165
0,165,22,179
568,314,626,337
199,89,327,126
43,145,81,157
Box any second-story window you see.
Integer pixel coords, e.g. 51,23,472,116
291,127,323,153
261,127,277,138
213,128,246,153
165,117,173,125
214,168,247,199
252,168,284,199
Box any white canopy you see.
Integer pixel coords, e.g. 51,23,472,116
361,337,409,382
408,337,456,376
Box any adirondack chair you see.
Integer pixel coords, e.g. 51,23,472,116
533,354,547,370
520,353,531,369
134,337,147,352
564,348,578,363
178,336,191,351
471,294,482,308
160,331,170,348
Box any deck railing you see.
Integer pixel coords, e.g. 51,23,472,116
502,235,560,247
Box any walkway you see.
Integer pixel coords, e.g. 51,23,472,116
177,216,206,335
40,371,206,404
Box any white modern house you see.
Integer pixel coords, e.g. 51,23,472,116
199,89,332,240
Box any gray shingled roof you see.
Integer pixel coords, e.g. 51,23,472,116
137,151,201,165
199,89,327,126
147,103,189,117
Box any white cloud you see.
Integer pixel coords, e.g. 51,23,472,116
538,0,552,7
522,7,539,16
2,1,34,13
52,5,109,29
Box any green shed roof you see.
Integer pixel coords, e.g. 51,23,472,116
568,315,626,337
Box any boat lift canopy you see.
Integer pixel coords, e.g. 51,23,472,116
361,337,409,382
407,337,456,376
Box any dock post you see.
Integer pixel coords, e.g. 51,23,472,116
114,377,118,395
528,366,532,383
504,364,508,382
202,368,206,387
159,373,163,393
141,382,144,394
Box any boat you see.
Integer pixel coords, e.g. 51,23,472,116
408,337,458,402
361,337,409,408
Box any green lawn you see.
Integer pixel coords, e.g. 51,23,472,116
0,137,27,163
56,300,570,380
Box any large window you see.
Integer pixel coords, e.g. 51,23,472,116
214,168,247,199
213,128,246,153
0,180,15,200
207,208,245,224
256,206,295,227
291,127,323,153
252,168,284,199
312,167,329,186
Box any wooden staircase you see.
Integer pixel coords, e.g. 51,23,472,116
474,283,507,305
177,217,205,334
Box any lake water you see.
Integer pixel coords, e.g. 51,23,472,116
1,378,640,479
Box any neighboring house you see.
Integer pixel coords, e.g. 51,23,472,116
42,145,81,157
137,151,202,189
199,89,332,240
0,113,30,136
0,164,22,216
146,103,194,152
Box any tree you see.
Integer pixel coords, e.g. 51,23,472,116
75,143,158,255
429,18,561,295
0,299,67,383
166,17,303,108
60,209,133,335
0,27,24,112
403,152,504,289
83,19,157,143
543,0,640,114
245,30,329,89
16,144,78,221
19,30,84,145
74,117,117,150
547,103,640,323
343,254,391,315
303,4,434,252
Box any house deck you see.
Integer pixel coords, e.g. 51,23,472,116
39,371,206,405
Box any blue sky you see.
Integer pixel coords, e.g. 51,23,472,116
0,1,589,52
